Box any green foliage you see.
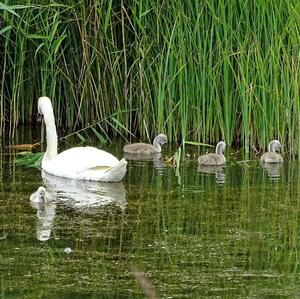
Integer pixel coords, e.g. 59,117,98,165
14,152,44,168
1,0,300,155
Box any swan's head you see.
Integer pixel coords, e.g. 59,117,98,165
154,134,167,146
268,140,281,153
37,96,54,121
216,141,226,155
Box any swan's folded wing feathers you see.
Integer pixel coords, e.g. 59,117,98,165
48,147,119,175
76,158,127,182
83,166,112,172
123,143,156,154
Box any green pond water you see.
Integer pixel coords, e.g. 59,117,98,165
1,131,300,298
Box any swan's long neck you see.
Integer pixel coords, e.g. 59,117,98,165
268,143,272,152
152,136,161,151
216,142,225,155
42,104,57,160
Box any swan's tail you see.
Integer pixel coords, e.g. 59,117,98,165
102,158,128,182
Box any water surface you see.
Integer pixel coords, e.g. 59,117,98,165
1,131,300,298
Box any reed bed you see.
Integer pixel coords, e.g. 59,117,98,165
1,1,300,155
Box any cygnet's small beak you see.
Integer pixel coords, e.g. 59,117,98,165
40,195,45,203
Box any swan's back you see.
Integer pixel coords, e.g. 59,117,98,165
123,143,159,154
123,134,167,154
42,146,126,181
261,152,283,163
261,140,283,164
198,153,226,166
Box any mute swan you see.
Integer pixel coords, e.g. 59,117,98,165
38,96,127,182
30,186,53,203
261,140,283,163
123,134,167,154
198,141,226,166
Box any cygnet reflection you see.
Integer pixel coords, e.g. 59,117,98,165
261,162,281,179
41,171,126,211
29,173,127,241
124,152,161,162
30,186,56,241
198,165,225,184
124,152,166,173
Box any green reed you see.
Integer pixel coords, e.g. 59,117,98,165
1,1,300,155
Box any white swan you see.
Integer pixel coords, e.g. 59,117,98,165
38,96,127,182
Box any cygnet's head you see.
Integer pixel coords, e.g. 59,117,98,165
154,134,168,145
37,186,46,201
268,140,281,153
216,141,226,155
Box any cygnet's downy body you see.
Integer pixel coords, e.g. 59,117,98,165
123,134,167,154
198,141,226,166
30,186,53,203
261,140,283,163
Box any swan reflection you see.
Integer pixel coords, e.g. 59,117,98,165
42,171,126,210
261,163,281,179
198,165,225,184
30,172,127,241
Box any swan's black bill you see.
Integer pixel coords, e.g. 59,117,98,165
36,113,43,122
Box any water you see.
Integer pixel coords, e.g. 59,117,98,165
1,131,300,298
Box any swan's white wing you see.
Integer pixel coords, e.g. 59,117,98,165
43,146,119,176
42,146,127,181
